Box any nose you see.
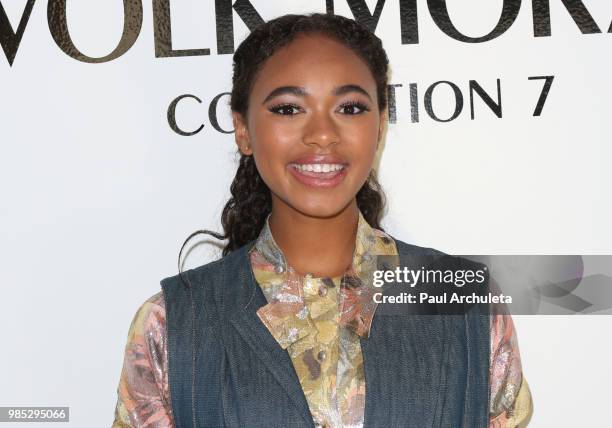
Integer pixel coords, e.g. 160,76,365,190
302,109,340,148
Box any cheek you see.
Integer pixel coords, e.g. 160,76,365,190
345,125,379,167
251,110,299,152
250,127,294,188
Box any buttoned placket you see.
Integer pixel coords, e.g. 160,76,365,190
251,210,400,428
299,273,344,428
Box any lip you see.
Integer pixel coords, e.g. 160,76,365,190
289,154,349,165
287,154,349,188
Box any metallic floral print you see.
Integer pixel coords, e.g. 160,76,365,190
113,292,173,427
251,210,398,427
112,210,532,427
489,315,533,427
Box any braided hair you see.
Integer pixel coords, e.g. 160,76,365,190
181,13,390,264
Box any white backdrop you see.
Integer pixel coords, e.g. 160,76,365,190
1,0,611,426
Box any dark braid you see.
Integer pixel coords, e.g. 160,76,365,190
220,154,271,255
219,159,386,256
181,12,390,262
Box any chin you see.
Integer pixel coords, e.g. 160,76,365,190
292,198,355,219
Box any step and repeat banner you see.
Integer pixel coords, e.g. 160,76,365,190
1,1,610,426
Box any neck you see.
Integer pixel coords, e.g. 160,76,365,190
268,200,360,278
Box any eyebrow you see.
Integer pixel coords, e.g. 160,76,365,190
262,84,372,104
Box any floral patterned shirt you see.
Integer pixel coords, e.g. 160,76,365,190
112,211,533,427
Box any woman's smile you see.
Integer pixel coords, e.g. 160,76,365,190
232,32,384,217
287,153,349,188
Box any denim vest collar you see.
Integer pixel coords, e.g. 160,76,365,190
162,236,491,427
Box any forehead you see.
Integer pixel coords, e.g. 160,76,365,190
250,33,376,99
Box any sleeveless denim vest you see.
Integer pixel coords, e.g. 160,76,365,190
161,237,490,428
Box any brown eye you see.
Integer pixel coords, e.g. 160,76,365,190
339,101,369,115
269,103,301,116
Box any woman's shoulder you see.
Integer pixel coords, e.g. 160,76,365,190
125,291,167,343
389,235,488,278
145,290,165,307
138,290,166,313
390,234,447,257
160,241,255,292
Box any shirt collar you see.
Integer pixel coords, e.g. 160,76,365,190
249,209,398,349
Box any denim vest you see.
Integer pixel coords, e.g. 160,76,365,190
161,237,490,428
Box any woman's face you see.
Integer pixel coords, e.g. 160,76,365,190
232,32,386,219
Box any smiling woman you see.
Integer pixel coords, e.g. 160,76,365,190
112,12,532,428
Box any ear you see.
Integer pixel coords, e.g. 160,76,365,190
377,110,387,149
232,111,253,156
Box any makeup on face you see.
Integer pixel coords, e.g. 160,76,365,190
237,33,382,218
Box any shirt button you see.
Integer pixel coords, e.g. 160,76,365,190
274,265,284,274
318,286,327,297
317,350,326,362
356,314,365,327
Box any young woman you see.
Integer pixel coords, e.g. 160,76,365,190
112,13,532,428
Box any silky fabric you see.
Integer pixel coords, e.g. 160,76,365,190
161,234,491,427
112,212,532,427
251,211,399,426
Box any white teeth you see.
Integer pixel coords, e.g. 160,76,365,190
292,163,345,173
